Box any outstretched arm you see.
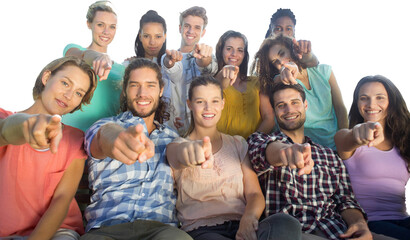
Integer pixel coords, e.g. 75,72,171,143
266,141,314,176
166,136,214,170
65,47,112,81
335,122,384,160
28,157,85,240
293,39,319,68
193,43,213,68
214,65,239,89
90,123,154,165
0,113,62,153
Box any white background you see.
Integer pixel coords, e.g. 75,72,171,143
1,0,409,213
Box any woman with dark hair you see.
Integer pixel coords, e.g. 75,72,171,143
335,75,410,240
252,35,347,150
133,10,167,66
214,30,274,139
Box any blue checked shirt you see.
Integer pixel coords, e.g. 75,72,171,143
248,131,366,240
84,111,179,231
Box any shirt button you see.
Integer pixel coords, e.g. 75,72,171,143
142,193,145,197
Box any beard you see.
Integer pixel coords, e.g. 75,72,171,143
127,96,160,118
276,114,305,132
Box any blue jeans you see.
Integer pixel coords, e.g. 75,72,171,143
368,217,410,240
187,213,302,240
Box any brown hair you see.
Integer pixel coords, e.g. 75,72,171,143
184,75,223,137
32,56,97,113
120,58,170,123
179,6,208,29
349,75,410,171
215,30,249,82
252,35,302,94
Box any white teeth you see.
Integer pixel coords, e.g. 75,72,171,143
203,114,215,118
366,110,379,114
138,101,150,105
285,116,297,120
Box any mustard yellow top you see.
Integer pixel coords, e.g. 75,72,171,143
217,76,261,139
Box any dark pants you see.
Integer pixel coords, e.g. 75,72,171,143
368,217,410,240
187,213,302,240
80,220,192,240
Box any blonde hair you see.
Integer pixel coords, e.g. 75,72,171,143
86,0,116,23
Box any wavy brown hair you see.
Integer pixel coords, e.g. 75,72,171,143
251,35,302,94
349,75,410,171
120,58,169,123
215,30,249,82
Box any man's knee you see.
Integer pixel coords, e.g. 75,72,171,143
258,213,302,240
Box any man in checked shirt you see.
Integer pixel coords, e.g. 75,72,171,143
80,59,192,240
247,81,395,240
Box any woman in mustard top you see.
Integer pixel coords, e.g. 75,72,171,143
214,31,274,139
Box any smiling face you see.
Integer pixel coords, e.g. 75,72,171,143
273,88,307,133
179,15,206,48
222,37,245,67
40,65,90,115
357,82,389,125
125,67,163,121
271,16,295,38
87,11,117,52
139,22,166,59
188,84,224,129
269,43,292,70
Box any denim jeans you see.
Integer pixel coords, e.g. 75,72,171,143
187,213,302,240
368,216,410,240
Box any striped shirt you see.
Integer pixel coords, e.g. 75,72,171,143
84,111,179,231
247,131,365,240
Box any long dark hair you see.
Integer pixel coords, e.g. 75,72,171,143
120,58,169,123
251,35,302,94
134,10,167,66
215,30,249,82
349,75,410,171
184,75,223,137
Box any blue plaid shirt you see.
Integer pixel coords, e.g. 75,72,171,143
84,111,179,231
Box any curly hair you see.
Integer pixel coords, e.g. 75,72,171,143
215,30,249,82
349,75,410,171
32,56,97,113
265,8,296,38
251,35,302,94
134,10,167,66
120,58,170,123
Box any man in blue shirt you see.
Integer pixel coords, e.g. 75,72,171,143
80,58,191,240
161,6,218,135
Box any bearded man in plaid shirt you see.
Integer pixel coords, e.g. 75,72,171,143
80,59,192,240
247,81,395,240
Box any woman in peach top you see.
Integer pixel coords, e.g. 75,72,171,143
0,57,97,239
166,75,301,240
